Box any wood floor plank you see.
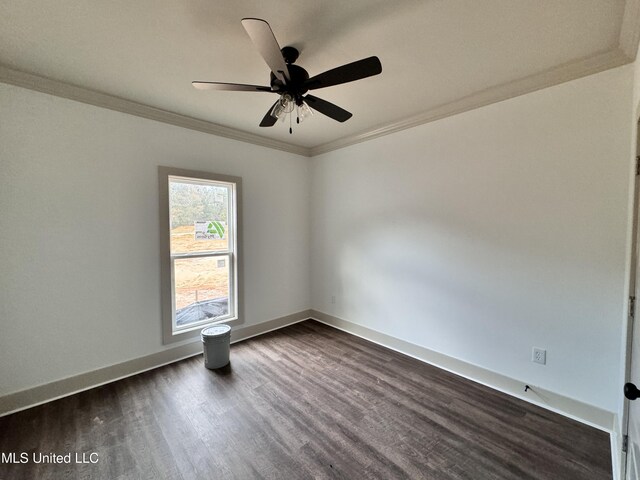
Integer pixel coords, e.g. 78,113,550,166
0,320,612,479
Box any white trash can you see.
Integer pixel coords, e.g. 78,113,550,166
201,324,231,369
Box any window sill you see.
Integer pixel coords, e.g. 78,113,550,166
164,317,240,345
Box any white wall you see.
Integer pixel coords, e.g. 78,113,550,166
0,84,310,396
1,62,636,415
310,65,634,412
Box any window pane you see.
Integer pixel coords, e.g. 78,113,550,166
174,255,230,328
169,179,230,254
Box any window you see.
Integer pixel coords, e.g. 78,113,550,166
159,167,242,344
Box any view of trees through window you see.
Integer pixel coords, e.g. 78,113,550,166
169,179,232,327
169,182,228,230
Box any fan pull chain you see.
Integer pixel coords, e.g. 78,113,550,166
289,111,292,134
296,104,300,124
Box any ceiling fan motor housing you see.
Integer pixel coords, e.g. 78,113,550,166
270,57,309,105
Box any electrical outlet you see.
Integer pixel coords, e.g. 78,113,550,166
532,347,546,365
331,295,336,304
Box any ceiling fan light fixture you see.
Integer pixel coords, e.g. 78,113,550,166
269,99,284,119
297,101,314,123
270,93,294,120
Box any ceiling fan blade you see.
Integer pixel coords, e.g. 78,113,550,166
192,81,274,92
304,56,382,90
259,101,279,127
241,18,290,84
304,95,352,122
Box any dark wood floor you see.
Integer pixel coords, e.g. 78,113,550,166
0,320,611,480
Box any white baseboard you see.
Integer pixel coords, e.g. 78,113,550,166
310,310,616,433
0,310,311,417
1,308,618,437
611,414,624,480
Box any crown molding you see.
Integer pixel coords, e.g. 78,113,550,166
620,0,640,61
0,65,311,157
1,47,634,160
309,48,632,157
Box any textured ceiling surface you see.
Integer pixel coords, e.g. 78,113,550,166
0,0,626,148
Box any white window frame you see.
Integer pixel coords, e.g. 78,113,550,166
159,166,243,344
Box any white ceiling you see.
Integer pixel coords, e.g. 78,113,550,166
0,0,633,151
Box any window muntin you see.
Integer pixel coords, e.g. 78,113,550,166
169,175,236,333
160,168,241,344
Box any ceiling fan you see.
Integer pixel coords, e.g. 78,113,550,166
192,18,382,133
